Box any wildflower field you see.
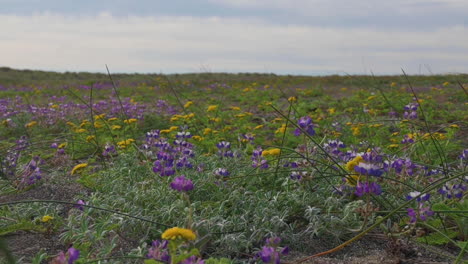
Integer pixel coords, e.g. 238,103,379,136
0,68,467,263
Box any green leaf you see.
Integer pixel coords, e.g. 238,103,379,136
416,229,458,245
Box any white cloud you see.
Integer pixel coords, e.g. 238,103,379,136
1,13,467,74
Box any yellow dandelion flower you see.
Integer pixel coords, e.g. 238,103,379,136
169,126,179,131
345,156,363,172
94,113,106,120
351,126,361,136
192,135,204,141
111,125,122,130
203,128,212,135
230,106,241,111
94,122,104,128
41,215,54,223
86,135,95,142
391,132,399,136
264,102,273,106
243,87,252,92
108,117,118,122
207,105,218,112
388,144,399,148
76,128,87,133
275,124,287,134
288,96,297,102
262,148,281,156
124,118,138,124
51,104,59,109
58,142,67,149
25,121,37,128
160,129,171,134
71,163,88,175
449,124,459,129
327,108,336,114
254,125,264,130
442,81,450,87
184,101,193,108
162,227,196,241
235,113,246,118
367,95,376,100
80,120,90,128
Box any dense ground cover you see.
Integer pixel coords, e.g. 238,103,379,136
0,68,467,263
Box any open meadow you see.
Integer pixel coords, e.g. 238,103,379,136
0,68,467,263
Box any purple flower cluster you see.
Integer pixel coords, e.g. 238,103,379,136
257,237,289,264
438,182,466,199
146,240,170,263
252,147,268,169
214,168,230,177
180,256,205,264
294,116,315,136
19,156,44,186
170,175,194,192
102,143,116,157
403,102,419,119
53,247,80,264
145,129,195,177
216,141,234,158
355,181,382,197
406,191,434,223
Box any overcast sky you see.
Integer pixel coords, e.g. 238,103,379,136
1,0,467,75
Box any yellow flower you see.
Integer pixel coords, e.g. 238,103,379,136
390,82,397,87
184,101,193,108
41,215,54,223
94,113,106,120
124,118,138,124
117,139,135,148
192,135,204,141
160,129,171,134
275,124,287,134
327,108,336,114
169,126,179,131
345,156,363,172
58,142,67,149
207,105,218,112
262,148,281,156
71,163,88,175
230,106,241,111
254,125,264,130
449,124,459,129
94,122,104,128
51,104,59,109
108,117,118,122
162,227,196,241
76,128,87,133
66,122,77,128
388,144,399,148
288,96,297,102
111,125,122,130
442,81,450,87
369,124,383,128
80,120,90,128
341,87,348,91
203,128,212,135
25,121,37,128
86,135,96,142
351,126,361,136
367,95,376,100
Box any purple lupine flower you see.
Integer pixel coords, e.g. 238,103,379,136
75,200,86,211
214,168,230,177
294,116,315,136
102,143,116,157
407,204,434,223
180,255,205,264
147,240,170,263
176,131,192,139
257,237,289,264
290,171,305,181
252,147,268,169
403,102,419,119
354,163,383,177
355,182,382,197
460,149,468,160
216,141,234,158
438,182,466,199
406,191,430,202
67,247,80,264
401,135,415,144
170,175,194,192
